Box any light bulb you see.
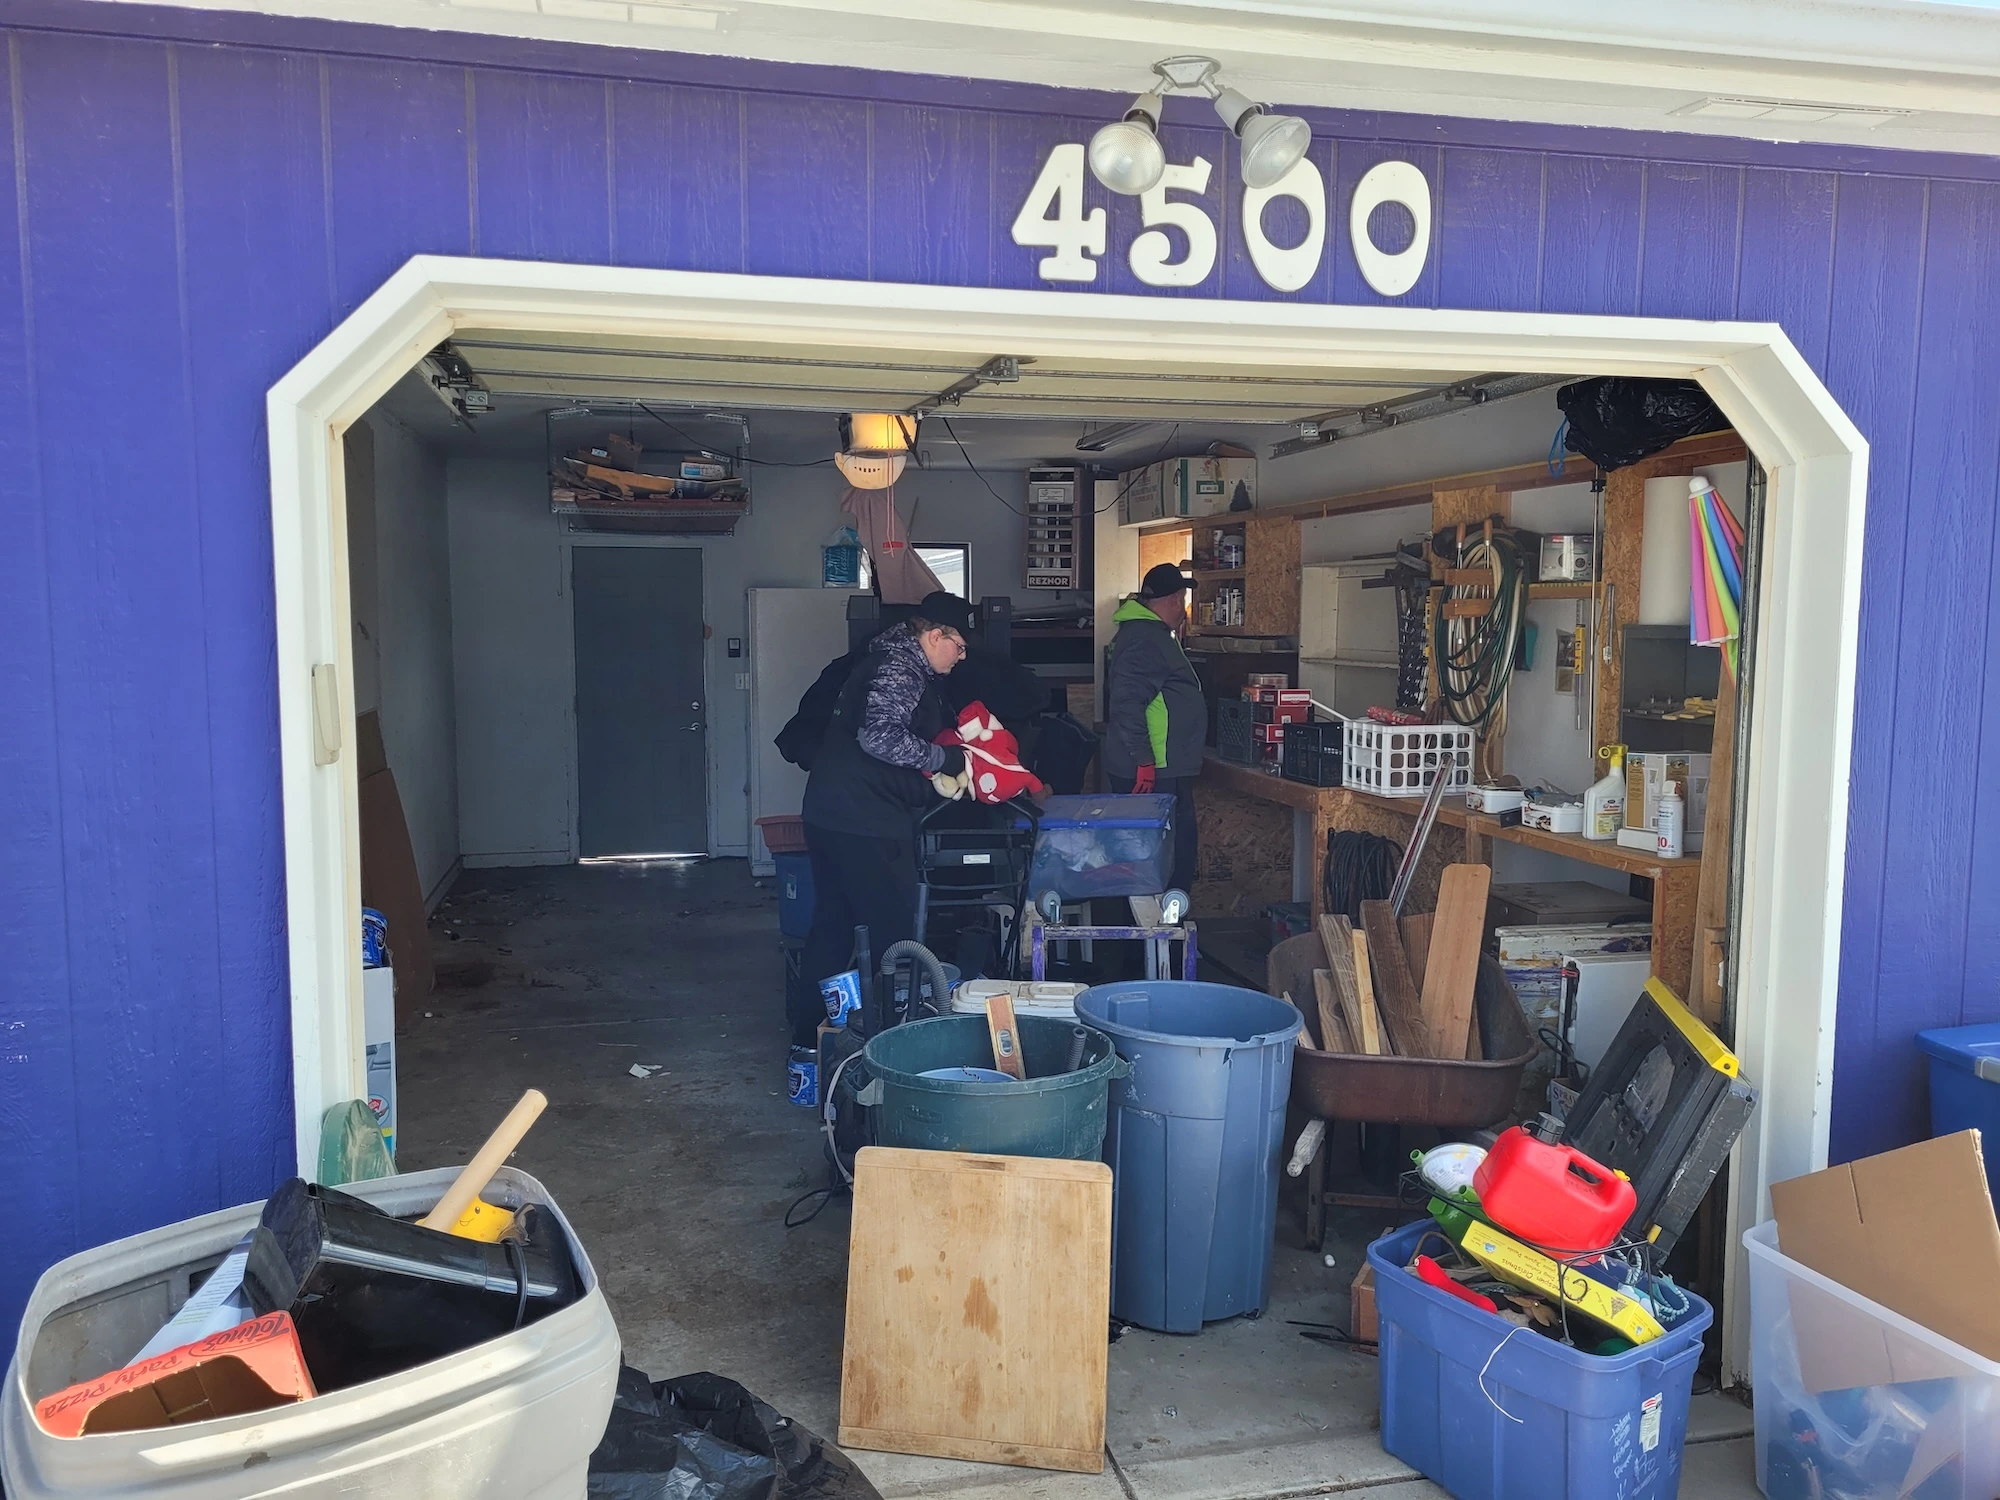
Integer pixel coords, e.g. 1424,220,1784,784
1239,110,1311,189
1088,92,1165,196
1212,86,1310,189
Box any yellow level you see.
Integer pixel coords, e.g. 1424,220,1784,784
1455,1219,1666,1345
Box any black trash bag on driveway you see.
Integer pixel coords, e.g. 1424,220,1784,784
589,1366,882,1500
1556,377,1725,471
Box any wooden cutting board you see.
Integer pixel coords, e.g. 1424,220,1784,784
840,1147,1112,1473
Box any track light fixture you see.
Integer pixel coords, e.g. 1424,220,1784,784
1088,57,1310,196
1087,91,1167,197
1211,86,1312,189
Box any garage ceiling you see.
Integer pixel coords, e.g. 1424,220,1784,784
448,328,1447,426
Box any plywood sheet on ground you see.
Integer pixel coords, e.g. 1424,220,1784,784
840,1148,1112,1473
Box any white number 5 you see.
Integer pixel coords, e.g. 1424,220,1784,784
1010,143,1106,282
1131,157,1216,289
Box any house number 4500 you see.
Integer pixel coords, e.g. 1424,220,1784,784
1009,143,1432,298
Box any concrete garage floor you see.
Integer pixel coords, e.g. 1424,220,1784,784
397,861,1758,1499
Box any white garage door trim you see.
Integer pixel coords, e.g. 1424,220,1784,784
267,256,1866,1381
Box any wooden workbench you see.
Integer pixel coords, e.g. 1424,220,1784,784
1201,754,1700,996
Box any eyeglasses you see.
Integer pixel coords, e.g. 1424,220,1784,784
940,630,968,656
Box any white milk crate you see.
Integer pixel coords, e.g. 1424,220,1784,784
1342,720,1475,797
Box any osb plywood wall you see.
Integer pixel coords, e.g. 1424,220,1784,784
1193,786,1293,916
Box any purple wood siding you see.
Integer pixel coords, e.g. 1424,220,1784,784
1,2,1992,1323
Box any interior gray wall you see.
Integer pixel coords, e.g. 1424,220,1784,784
447,453,1067,862
1257,387,1565,509
363,414,460,901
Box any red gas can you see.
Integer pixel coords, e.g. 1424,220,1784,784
1472,1128,1637,1252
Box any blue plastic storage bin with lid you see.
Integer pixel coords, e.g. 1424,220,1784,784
1021,793,1176,901
1917,1023,2000,1203
1367,1219,1712,1500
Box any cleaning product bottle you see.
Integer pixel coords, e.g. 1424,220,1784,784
1656,779,1684,859
1584,743,1626,841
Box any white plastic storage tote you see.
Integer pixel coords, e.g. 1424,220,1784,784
1744,1220,2000,1500
2,1166,621,1499
1343,720,1475,797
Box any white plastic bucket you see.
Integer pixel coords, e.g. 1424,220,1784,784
2,1167,620,1499
950,979,1086,1021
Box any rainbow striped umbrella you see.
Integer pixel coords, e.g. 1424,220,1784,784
1688,478,1745,681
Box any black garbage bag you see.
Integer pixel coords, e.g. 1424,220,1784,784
1556,377,1725,471
589,1366,882,1500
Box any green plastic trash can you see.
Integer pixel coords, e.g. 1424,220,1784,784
859,1014,1126,1160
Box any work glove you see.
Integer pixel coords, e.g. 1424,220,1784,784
931,744,972,800
1133,763,1157,794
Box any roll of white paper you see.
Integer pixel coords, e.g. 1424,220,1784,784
1639,476,1693,626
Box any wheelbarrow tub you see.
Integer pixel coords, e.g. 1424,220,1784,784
1268,931,1536,1128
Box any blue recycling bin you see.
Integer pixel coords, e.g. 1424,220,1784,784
775,852,814,939
1917,1023,2000,1203
1369,1220,1712,1500
1075,980,1303,1333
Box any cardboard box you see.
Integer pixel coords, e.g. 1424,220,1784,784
1350,1263,1378,1344
36,1311,316,1437
1623,752,1710,851
1769,1130,2000,1392
1066,681,1098,723
1119,457,1258,525
364,964,397,1156
1252,703,1309,725
359,766,433,1012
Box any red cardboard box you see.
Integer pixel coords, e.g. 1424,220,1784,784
1253,703,1310,725
36,1311,317,1437
1248,686,1309,706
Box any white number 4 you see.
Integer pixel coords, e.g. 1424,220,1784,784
1011,143,1106,282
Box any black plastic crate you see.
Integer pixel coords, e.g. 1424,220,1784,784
1216,697,1258,765
1282,719,1344,786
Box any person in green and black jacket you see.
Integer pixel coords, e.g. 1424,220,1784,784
1104,563,1206,896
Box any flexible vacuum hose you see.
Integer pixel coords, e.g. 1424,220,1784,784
879,940,954,1021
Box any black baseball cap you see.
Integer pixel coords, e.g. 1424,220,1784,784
915,591,976,637
1139,563,1196,600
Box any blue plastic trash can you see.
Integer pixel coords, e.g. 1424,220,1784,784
1368,1220,1712,1500
775,852,814,939
1917,1023,2000,1203
1075,980,1303,1333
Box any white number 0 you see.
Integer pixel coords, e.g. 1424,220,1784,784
1131,157,1216,288
1242,157,1326,294
1010,143,1106,282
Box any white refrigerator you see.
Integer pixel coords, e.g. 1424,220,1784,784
747,587,856,875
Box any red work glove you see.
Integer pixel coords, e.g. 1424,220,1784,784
1133,763,1157,793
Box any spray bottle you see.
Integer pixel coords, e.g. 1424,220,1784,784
1584,744,1626,841
1656,779,1685,859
